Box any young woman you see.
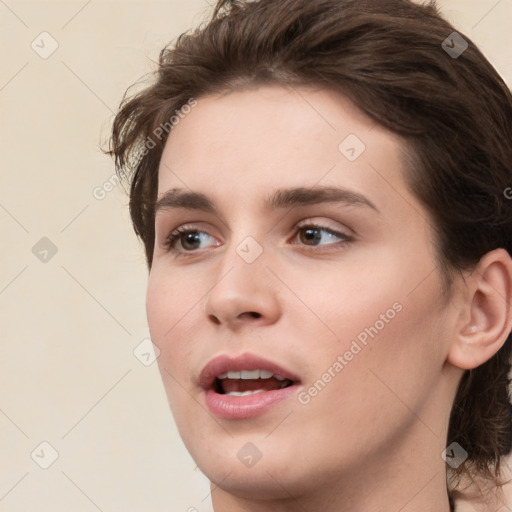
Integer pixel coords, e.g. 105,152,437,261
106,0,512,510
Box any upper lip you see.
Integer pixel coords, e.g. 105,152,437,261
199,352,301,389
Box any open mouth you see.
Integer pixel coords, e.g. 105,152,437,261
212,369,295,397
200,355,301,418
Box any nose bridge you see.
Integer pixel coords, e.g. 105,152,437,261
204,233,280,325
209,234,267,301
215,211,267,280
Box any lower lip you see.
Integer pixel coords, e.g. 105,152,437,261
204,385,299,419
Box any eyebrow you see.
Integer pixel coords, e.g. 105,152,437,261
153,185,379,216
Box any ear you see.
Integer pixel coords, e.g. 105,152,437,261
447,248,512,370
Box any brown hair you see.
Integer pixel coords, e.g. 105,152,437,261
106,0,512,497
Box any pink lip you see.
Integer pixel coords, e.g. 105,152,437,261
199,352,302,420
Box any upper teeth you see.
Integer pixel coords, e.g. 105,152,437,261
217,369,286,380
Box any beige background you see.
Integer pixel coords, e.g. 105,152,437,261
1,1,511,510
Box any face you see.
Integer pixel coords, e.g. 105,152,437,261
146,84,457,501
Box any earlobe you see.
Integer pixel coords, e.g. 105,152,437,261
447,248,512,371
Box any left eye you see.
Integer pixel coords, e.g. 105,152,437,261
293,224,350,246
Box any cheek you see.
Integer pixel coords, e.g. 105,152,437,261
146,272,204,428
310,268,447,425
316,241,443,351
146,270,200,377
301,248,447,402
146,267,203,336
288,256,407,352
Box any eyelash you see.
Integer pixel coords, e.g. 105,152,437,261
162,221,353,255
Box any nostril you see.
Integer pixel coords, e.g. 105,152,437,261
239,311,262,319
207,314,221,325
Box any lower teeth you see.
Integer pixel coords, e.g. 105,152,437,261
226,389,266,397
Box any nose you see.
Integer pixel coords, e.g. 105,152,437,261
203,248,281,330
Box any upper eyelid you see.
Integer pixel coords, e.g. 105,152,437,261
162,215,351,233
168,220,349,238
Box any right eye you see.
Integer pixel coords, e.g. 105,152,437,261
163,225,219,254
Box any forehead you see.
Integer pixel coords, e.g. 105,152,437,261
156,84,416,218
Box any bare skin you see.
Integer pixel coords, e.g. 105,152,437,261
146,84,512,511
